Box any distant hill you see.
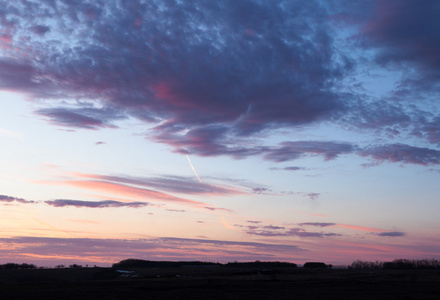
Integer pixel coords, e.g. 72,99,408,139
112,259,297,269
112,259,220,268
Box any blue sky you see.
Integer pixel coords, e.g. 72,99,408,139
1,0,440,266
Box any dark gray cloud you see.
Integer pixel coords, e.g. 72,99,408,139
45,199,149,208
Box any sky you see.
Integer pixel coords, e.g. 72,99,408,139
0,0,439,267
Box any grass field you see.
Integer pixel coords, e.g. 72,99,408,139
0,266,439,299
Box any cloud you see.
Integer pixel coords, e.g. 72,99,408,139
45,199,149,208
245,227,340,238
0,59,42,93
336,224,386,233
62,179,207,207
376,231,406,237
0,194,34,204
29,25,50,36
243,222,341,238
0,236,305,265
36,107,125,130
264,141,356,162
299,222,337,228
204,206,232,212
282,191,321,201
252,187,271,194
360,144,440,166
412,117,440,146
361,0,440,79
246,220,262,224
1,0,439,167
263,225,285,230
166,209,186,213
75,173,243,196
0,0,352,156
284,166,306,171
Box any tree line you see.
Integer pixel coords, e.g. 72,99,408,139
349,259,440,270
0,263,37,269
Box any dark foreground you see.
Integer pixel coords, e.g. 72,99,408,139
0,266,439,299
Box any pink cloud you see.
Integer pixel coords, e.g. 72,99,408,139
336,224,386,233
63,180,206,206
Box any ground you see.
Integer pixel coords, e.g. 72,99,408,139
0,266,439,299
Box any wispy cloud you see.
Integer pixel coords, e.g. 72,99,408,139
75,173,244,196
45,199,149,208
62,180,206,206
299,222,337,228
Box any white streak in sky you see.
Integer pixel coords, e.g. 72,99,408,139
186,155,202,183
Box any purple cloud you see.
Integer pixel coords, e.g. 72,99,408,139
45,199,149,208
166,209,186,213
29,25,50,36
0,236,306,265
252,187,271,194
0,0,351,155
362,0,440,80
263,225,285,230
0,0,439,167
36,107,125,130
0,194,34,204
360,144,440,166
264,141,356,162
79,173,242,196
299,223,337,228
245,226,340,238
247,220,262,224
376,231,406,237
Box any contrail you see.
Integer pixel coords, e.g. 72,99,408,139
186,155,202,183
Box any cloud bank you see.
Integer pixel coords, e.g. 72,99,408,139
0,0,438,166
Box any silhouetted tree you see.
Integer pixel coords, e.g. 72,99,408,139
303,262,327,268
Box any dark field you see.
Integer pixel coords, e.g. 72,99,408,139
0,266,439,299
